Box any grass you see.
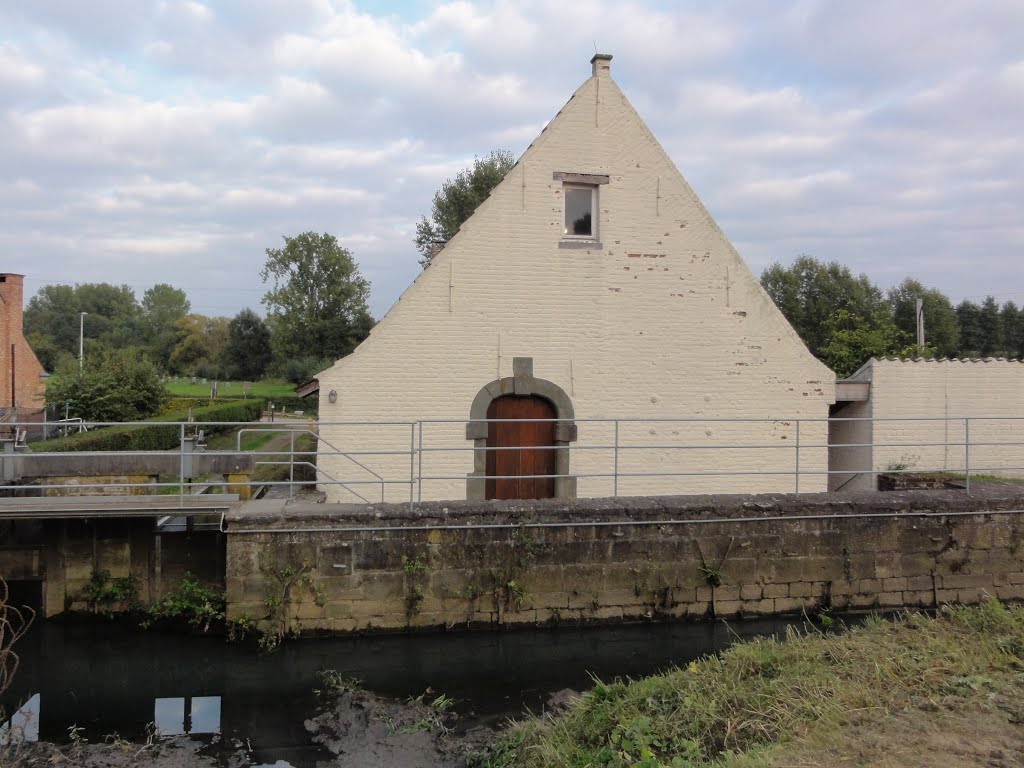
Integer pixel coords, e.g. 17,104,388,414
473,600,1024,767
205,427,278,452
163,378,296,398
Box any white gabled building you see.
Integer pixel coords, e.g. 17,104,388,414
317,54,835,504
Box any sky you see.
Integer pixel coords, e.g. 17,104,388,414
1,0,1022,320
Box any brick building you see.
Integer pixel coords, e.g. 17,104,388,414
0,273,46,416
316,54,835,503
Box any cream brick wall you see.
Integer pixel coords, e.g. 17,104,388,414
866,358,1024,477
317,61,835,503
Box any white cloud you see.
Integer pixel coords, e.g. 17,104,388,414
0,0,1022,317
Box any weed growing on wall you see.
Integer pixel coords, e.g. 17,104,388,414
144,572,225,633
453,528,544,623
80,570,141,616
402,553,429,619
258,560,325,650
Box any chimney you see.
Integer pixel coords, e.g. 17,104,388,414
591,53,613,78
0,274,25,320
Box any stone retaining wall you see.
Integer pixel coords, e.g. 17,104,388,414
224,487,1024,634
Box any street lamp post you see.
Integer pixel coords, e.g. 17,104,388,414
79,312,88,370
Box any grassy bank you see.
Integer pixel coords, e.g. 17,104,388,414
476,601,1024,767
164,378,296,398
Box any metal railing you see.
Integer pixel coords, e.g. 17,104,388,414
0,415,1020,508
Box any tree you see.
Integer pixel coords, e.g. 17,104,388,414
956,299,983,356
24,283,140,358
977,296,1003,356
260,232,375,365
1000,301,1024,359
414,149,516,268
140,284,190,366
45,348,166,422
760,255,893,360
225,308,272,380
887,279,960,358
169,314,211,373
819,308,910,377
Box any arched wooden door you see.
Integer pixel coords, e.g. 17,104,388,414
485,395,557,500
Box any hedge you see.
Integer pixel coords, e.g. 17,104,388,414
34,399,265,453
158,395,317,418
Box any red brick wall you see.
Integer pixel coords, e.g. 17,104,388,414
0,274,46,411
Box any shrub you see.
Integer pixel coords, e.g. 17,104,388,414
45,348,167,422
33,399,264,453
146,572,226,633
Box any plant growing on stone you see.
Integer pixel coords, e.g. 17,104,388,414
258,561,322,649
402,553,430,619
146,572,226,632
81,570,141,616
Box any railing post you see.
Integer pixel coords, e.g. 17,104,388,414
613,419,619,497
965,417,971,493
417,420,424,503
289,430,295,500
409,422,416,510
178,422,185,505
794,419,801,494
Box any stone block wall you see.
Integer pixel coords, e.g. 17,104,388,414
224,486,1024,634
0,518,224,616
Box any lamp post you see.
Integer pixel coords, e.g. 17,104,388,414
79,312,88,370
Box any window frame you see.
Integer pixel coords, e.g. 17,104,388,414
562,183,598,241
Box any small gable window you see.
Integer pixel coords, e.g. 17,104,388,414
553,172,609,248
564,185,596,238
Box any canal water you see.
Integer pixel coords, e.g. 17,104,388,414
3,616,821,766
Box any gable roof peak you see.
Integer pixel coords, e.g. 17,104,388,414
590,53,613,78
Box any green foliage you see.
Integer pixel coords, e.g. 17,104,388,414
225,308,273,380
761,255,891,362
140,283,190,364
402,553,429,618
415,149,516,268
258,561,322,651
261,231,375,367
146,572,226,633
819,307,909,377
279,355,333,386
697,562,722,587
32,399,263,452
1001,300,1024,359
887,278,960,358
45,347,167,422
80,570,140,616
476,601,1024,767
25,283,141,360
402,553,429,575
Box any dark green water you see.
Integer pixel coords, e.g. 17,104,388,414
3,616,820,766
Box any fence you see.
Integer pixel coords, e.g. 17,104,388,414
0,415,1020,507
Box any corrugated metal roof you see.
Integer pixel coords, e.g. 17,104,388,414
871,356,1024,364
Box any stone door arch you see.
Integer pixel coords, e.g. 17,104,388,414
466,357,577,500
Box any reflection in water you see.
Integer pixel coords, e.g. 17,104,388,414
1,692,40,744
154,696,221,736
2,616,824,766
